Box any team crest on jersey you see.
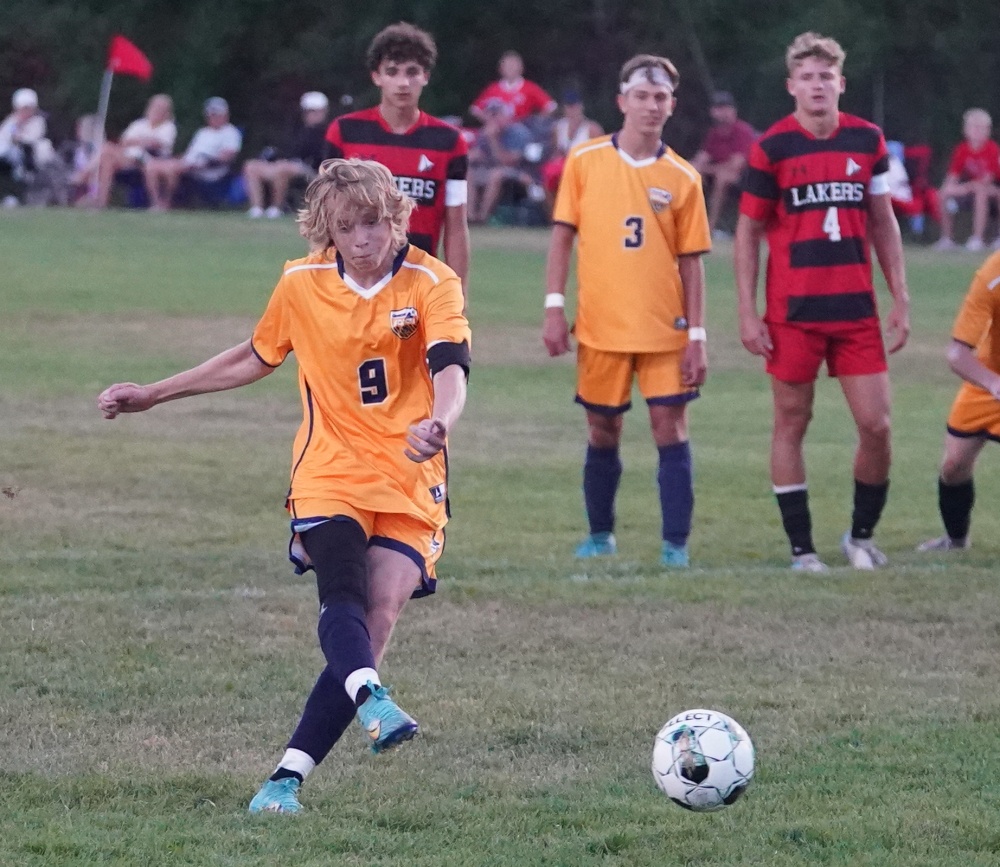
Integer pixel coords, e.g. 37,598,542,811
648,187,672,212
429,483,446,504
390,307,419,339
674,316,688,331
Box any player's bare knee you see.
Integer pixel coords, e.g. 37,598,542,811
587,414,623,447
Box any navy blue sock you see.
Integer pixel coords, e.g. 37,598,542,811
317,601,376,684
583,444,622,535
657,441,693,547
286,665,358,765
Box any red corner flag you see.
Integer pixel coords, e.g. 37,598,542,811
107,35,152,81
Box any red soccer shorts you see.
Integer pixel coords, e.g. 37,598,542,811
766,320,887,383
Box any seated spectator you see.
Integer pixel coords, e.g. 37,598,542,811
886,140,941,240
87,94,176,208
901,143,941,238
468,99,534,224
243,91,329,219
540,90,603,213
143,97,241,210
0,88,59,207
934,108,1000,252
63,114,102,204
690,90,756,238
470,50,556,124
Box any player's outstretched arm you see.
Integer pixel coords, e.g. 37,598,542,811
98,338,274,419
733,214,772,359
868,193,910,354
405,364,467,462
542,222,575,357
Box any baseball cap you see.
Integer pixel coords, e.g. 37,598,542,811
300,91,329,111
711,90,735,107
12,88,38,110
204,96,229,116
561,89,582,106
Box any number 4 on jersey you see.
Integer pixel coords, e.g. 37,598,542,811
823,206,841,242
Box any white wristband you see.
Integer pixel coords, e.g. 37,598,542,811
544,293,566,309
688,326,707,342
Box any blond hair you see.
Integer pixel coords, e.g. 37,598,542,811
297,158,414,254
785,32,846,73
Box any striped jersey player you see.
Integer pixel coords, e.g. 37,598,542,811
324,23,469,298
735,31,910,573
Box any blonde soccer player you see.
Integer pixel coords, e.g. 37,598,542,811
98,158,470,814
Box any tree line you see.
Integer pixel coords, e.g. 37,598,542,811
3,0,999,173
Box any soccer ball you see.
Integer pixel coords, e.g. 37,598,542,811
651,708,754,811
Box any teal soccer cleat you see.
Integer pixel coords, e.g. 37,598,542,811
356,682,419,753
660,541,690,568
574,532,617,558
248,777,302,814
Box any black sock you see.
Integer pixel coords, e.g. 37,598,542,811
354,685,373,708
851,479,889,540
775,488,814,556
269,768,304,784
939,477,974,540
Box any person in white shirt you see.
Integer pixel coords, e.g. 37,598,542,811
87,94,177,208
143,97,241,210
0,88,58,205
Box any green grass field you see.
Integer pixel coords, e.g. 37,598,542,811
2,209,1000,866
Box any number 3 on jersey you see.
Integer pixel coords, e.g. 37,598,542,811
823,206,842,242
624,216,644,248
358,358,388,405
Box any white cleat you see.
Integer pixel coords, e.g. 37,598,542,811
916,535,969,552
841,532,888,570
791,553,829,573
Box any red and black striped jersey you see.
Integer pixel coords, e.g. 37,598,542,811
325,108,468,255
739,112,890,327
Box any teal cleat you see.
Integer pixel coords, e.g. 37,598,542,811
248,777,302,814
660,541,690,568
356,682,419,753
575,532,617,558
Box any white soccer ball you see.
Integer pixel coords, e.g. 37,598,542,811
651,708,754,812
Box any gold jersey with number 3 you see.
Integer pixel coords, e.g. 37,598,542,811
553,133,711,354
251,245,470,526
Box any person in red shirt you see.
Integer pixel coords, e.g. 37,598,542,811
934,108,1000,252
470,50,557,123
691,91,757,237
325,23,470,299
734,31,910,572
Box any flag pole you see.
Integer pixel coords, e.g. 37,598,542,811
88,68,114,198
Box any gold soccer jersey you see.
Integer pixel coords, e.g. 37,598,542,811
553,134,711,353
952,251,1000,373
251,245,471,528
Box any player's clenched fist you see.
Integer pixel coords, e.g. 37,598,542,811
405,418,447,462
98,383,155,419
